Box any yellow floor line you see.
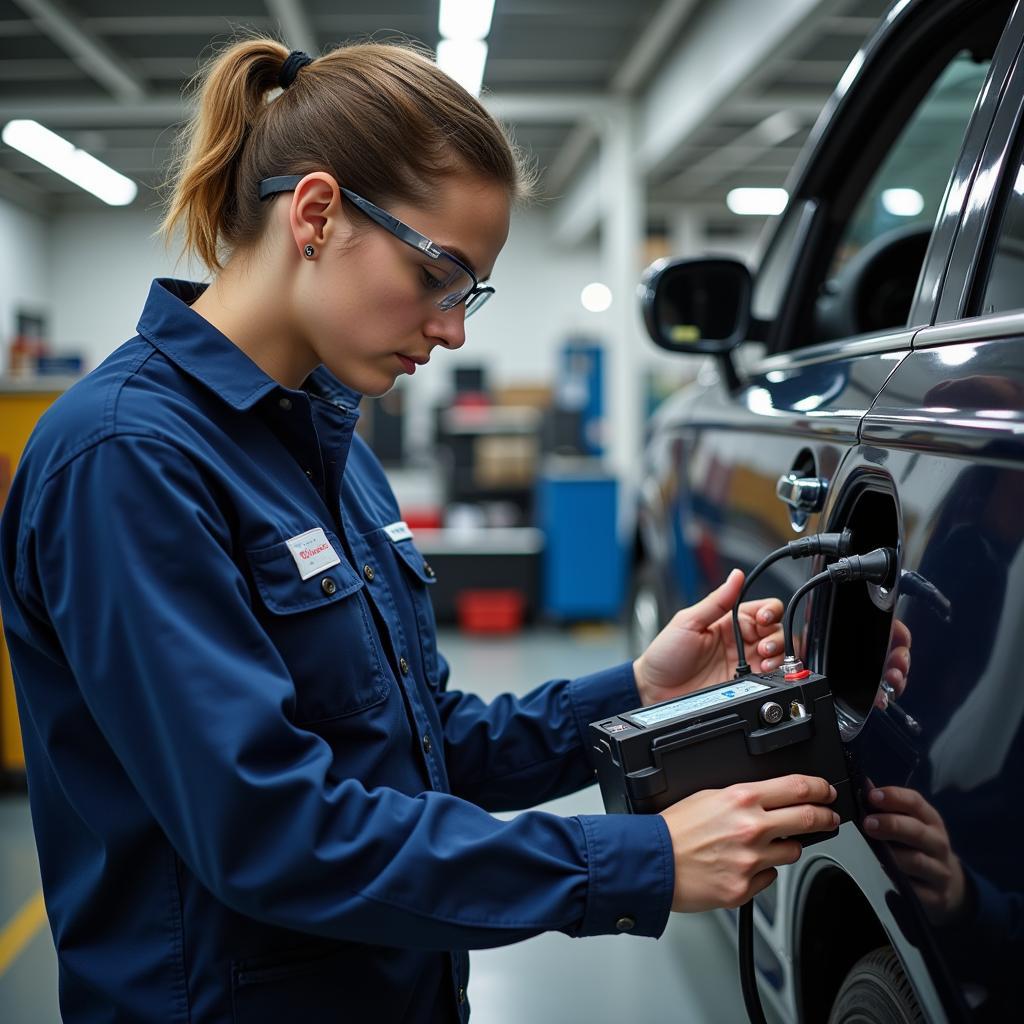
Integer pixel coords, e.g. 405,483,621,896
0,890,47,976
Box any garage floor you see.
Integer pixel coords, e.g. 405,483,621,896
0,626,756,1023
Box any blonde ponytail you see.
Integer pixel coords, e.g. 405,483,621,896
159,37,535,274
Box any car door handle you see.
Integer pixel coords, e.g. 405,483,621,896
776,473,827,513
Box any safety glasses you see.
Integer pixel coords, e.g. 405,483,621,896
258,176,495,316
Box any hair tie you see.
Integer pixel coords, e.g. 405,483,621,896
279,50,313,89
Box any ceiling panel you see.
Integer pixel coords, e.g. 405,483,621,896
0,0,893,220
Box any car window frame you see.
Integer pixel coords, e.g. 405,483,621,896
937,11,1024,325
752,0,1020,368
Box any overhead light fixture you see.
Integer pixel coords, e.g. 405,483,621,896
881,187,924,217
581,282,613,313
439,0,495,41
436,39,488,97
726,187,788,216
2,119,137,206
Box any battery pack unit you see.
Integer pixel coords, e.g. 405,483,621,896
590,671,855,835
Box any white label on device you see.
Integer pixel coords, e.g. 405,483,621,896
285,528,341,580
631,680,771,728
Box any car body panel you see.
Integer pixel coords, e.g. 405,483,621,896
632,1,1024,1019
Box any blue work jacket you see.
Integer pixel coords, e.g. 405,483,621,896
0,279,674,1023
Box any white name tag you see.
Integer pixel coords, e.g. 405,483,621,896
285,528,341,580
383,520,413,543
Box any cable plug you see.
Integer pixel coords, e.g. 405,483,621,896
786,528,854,560
825,547,896,587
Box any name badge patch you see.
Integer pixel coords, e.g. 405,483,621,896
383,521,413,543
285,528,341,580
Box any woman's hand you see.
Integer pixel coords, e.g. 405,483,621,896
864,786,967,925
634,568,784,707
661,775,838,912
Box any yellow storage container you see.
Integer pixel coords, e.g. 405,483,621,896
0,381,72,777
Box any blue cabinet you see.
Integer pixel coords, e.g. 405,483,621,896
537,465,625,620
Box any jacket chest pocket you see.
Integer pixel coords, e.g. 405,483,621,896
246,533,390,724
366,529,441,686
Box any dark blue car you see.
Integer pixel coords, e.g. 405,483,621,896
629,0,1024,1020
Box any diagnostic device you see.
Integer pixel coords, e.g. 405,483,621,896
591,668,854,830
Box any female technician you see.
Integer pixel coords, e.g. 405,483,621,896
0,40,838,1022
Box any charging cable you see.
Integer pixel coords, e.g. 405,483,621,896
737,545,895,1024
780,548,895,674
731,530,854,677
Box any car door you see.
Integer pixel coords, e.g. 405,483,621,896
837,24,1024,1020
641,1,1022,1021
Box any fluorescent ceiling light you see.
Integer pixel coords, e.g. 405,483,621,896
439,0,496,41
881,187,924,217
581,282,612,312
2,119,137,206
726,187,788,216
436,39,488,97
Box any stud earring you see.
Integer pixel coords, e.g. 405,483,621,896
303,244,315,259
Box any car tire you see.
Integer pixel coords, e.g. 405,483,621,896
827,947,925,1024
627,561,669,658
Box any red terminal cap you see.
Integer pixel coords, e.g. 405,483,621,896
785,668,812,681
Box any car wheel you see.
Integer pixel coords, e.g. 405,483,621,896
827,947,925,1024
627,561,668,658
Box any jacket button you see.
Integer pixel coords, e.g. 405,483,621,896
399,656,410,675
321,577,337,595
363,564,375,582
278,397,292,411
304,468,313,478
458,986,465,1005
422,734,432,753
615,916,636,932
423,561,435,578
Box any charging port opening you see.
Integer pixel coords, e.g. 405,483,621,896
815,484,900,740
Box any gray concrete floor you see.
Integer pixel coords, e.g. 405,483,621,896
0,626,749,1023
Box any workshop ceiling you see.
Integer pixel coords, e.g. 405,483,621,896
0,0,892,220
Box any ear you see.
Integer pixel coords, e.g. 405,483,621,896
288,172,343,257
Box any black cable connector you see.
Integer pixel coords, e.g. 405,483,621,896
825,548,896,588
781,546,897,661
732,529,855,677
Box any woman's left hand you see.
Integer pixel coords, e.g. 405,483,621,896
634,568,785,708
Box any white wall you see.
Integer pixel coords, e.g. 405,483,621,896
49,206,204,372
0,198,51,370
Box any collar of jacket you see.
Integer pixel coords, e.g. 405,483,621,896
136,278,363,414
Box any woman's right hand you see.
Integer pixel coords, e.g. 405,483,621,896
659,775,839,912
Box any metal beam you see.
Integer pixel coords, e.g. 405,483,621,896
484,93,611,122
551,0,852,247
543,0,701,212
664,111,806,191
611,0,702,94
545,123,597,199
640,0,849,173
0,92,609,130
265,0,317,55
0,98,188,127
10,0,147,101
551,157,601,248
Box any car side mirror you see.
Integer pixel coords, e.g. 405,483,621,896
639,256,753,357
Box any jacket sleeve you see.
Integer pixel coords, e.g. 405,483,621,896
13,435,674,949
432,659,643,811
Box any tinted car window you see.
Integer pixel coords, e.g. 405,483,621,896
978,149,1024,316
813,53,991,342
